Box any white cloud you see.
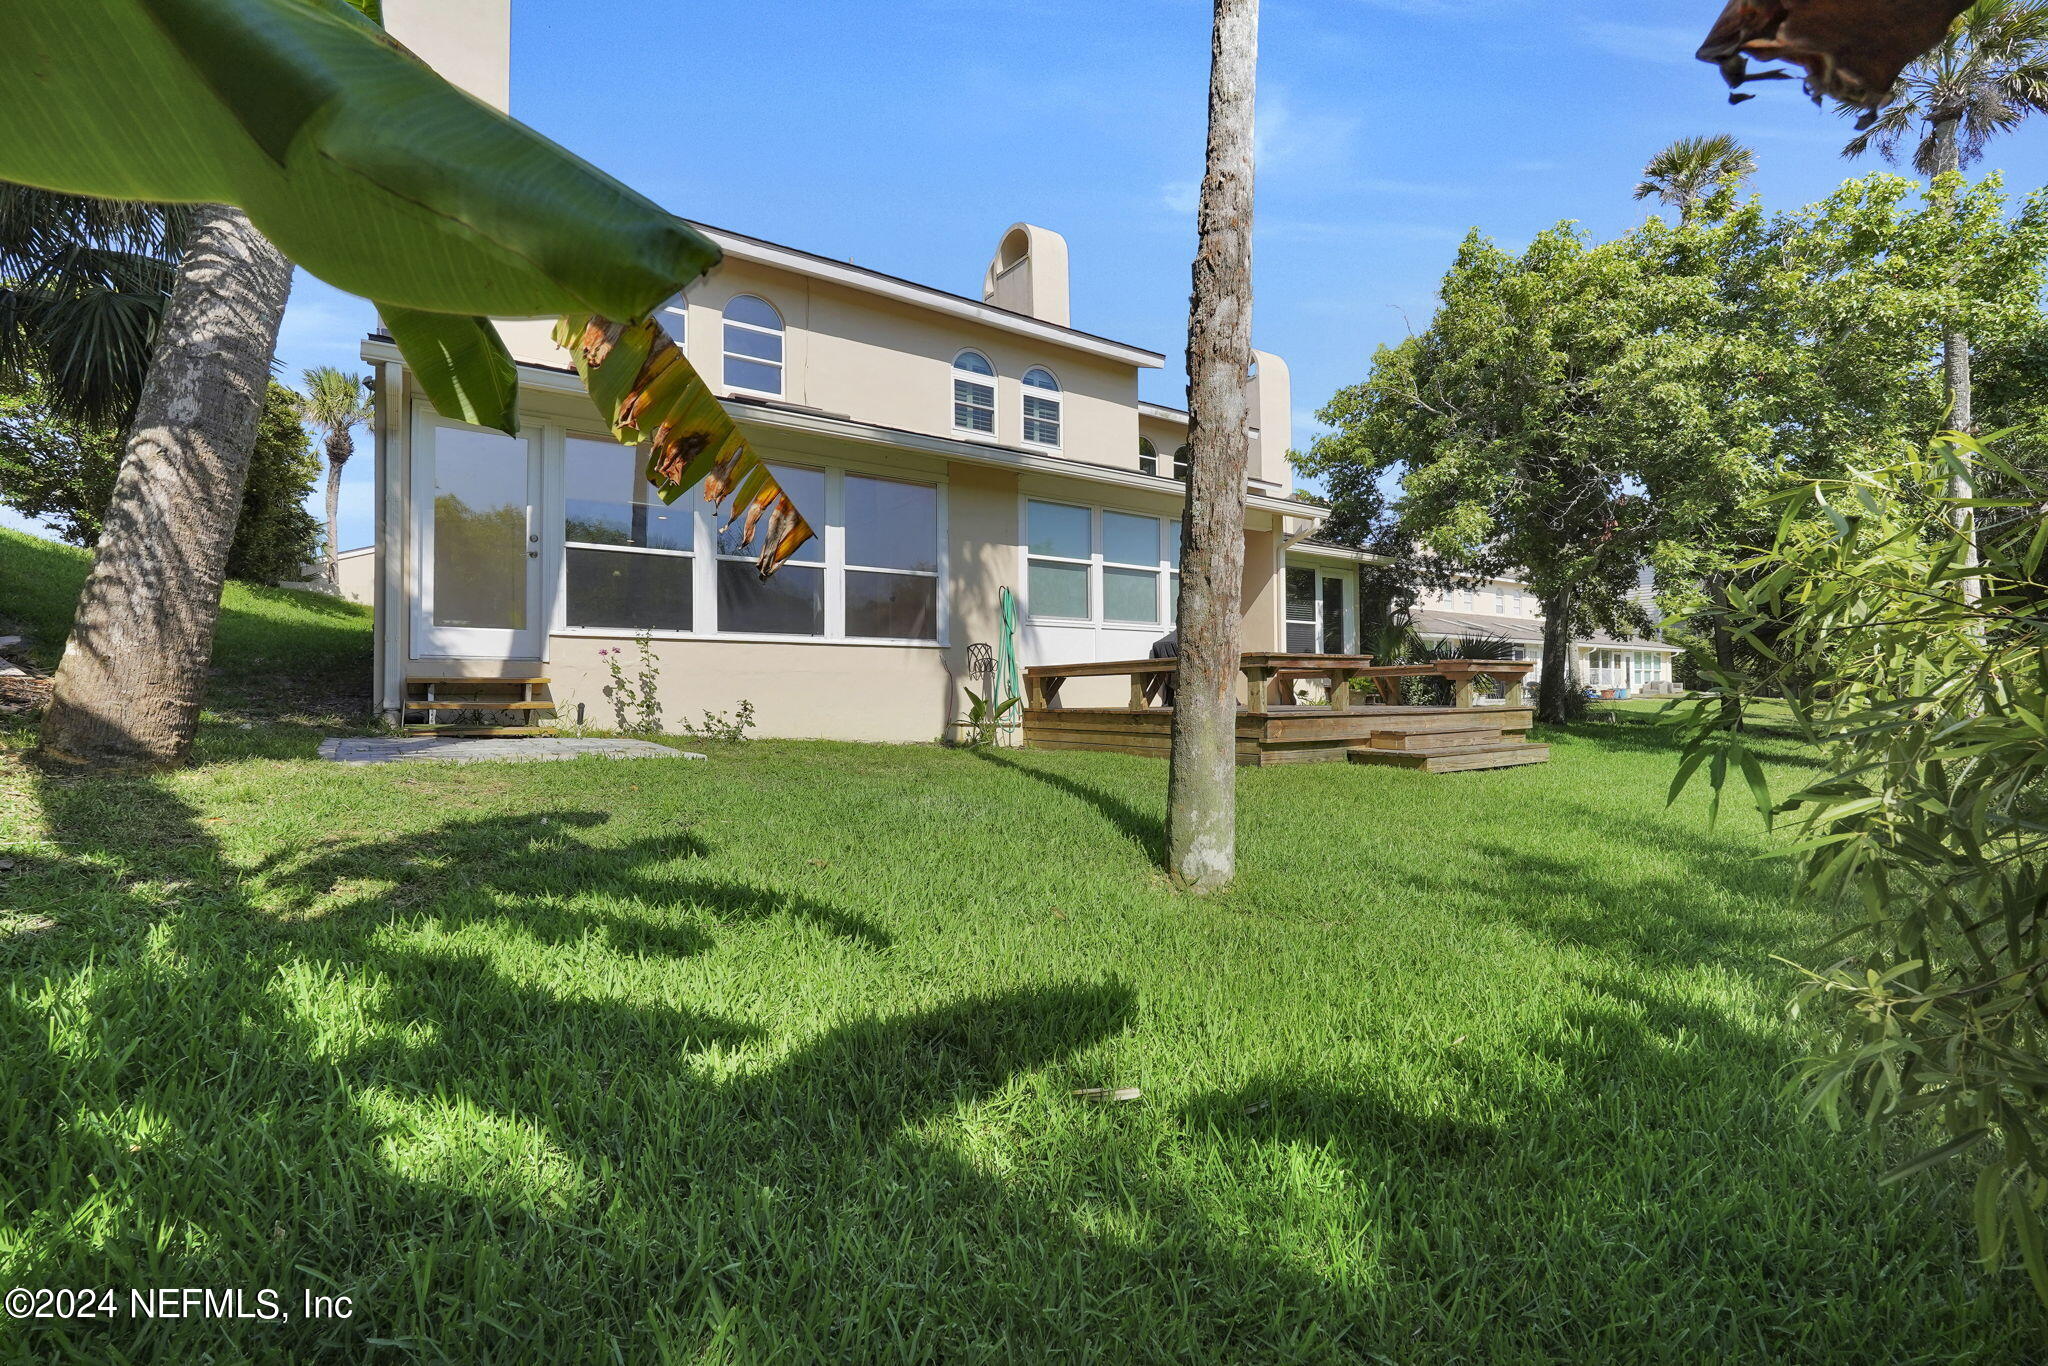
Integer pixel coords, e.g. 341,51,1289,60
1256,86,1362,177
1160,180,1201,214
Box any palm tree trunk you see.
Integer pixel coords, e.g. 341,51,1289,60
324,449,343,591
1536,587,1574,724
1167,0,1258,893
1931,117,1981,605
38,204,292,769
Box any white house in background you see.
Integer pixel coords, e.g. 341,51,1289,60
1407,574,1683,697
356,0,1363,741
330,546,375,605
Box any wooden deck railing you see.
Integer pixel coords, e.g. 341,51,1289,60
1022,653,1536,714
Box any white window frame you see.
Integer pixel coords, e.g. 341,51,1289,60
1022,497,1095,624
1172,444,1190,482
1100,509,1166,628
951,350,997,438
1019,496,1179,629
1021,367,1062,450
722,294,784,398
552,452,948,648
1282,561,1355,654
1138,438,1158,477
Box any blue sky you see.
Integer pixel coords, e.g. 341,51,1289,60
13,0,2048,550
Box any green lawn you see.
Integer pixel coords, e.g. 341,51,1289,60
0,532,2030,1362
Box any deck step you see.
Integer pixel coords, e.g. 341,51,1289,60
1349,741,1549,773
1369,727,1504,752
405,676,549,685
399,725,555,737
405,700,556,711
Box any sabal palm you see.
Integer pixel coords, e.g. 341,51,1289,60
294,366,372,586
0,184,189,424
1842,0,2048,174
1633,135,1757,215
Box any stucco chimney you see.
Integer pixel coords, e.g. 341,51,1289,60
382,0,511,111
1248,349,1292,488
982,224,1070,328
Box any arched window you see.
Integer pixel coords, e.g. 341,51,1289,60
1172,444,1191,481
1022,367,1061,447
952,350,996,434
1137,438,1157,476
722,294,783,396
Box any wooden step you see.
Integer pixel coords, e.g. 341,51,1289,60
399,725,556,737
405,700,556,711
1350,741,1549,773
406,676,549,685
1369,727,1503,752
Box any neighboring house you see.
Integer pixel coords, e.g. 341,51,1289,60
1406,573,1683,697
331,547,375,606
362,0,1353,742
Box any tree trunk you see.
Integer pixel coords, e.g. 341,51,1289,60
1705,569,1744,731
1536,588,1574,724
324,455,343,590
38,204,293,770
1167,0,1258,894
1931,117,1981,605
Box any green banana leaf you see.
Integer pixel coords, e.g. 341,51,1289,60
557,314,816,574
0,0,718,434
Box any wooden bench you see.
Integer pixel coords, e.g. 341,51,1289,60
1025,653,1380,715
1357,659,1535,708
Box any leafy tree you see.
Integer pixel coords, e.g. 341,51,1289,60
0,184,188,425
1840,0,2048,598
0,380,319,586
1296,227,1661,722
1632,134,1756,217
227,383,323,586
292,366,372,588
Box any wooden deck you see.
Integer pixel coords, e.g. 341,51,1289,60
1021,654,1549,772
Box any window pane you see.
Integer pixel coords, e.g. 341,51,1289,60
1028,560,1088,618
431,427,528,630
1168,521,1182,569
953,378,994,432
567,548,691,631
845,475,937,572
718,465,822,561
725,295,780,329
1024,418,1060,445
955,351,994,376
954,401,994,433
1023,368,1058,390
847,571,937,640
563,437,692,551
1102,511,1158,566
1321,576,1344,653
724,356,782,394
1103,566,1158,624
1023,395,1059,420
724,325,783,363
1168,571,1179,620
1285,622,1316,652
1285,567,1316,622
717,561,823,635
1027,501,1089,559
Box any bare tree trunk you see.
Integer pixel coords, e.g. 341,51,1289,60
1167,0,1258,893
1536,588,1574,724
324,449,344,590
1931,117,1981,605
1705,569,1744,731
38,204,292,770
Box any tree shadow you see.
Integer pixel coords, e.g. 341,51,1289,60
966,747,1165,861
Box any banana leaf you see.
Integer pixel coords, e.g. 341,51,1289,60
0,0,719,433
556,314,815,574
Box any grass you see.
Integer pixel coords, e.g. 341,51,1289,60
0,532,2031,1362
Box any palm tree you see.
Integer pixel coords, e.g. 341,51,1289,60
294,366,373,589
1839,0,2048,601
0,184,189,424
1166,0,1259,893
1632,135,1757,217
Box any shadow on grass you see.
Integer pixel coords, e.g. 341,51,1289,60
5,773,1402,1361
967,746,1165,861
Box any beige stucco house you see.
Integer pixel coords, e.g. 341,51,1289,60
361,0,1359,742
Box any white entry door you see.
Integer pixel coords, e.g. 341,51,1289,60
412,414,544,659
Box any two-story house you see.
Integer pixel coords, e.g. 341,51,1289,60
360,0,1364,742
1407,574,1682,697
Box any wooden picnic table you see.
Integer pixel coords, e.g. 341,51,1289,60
1022,653,1535,713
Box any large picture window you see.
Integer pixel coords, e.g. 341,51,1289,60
1101,510,1162,625
717,463,825,635
564,436,693,632
843,474,939,640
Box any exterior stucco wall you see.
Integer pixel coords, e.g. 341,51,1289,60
332,548,376,605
